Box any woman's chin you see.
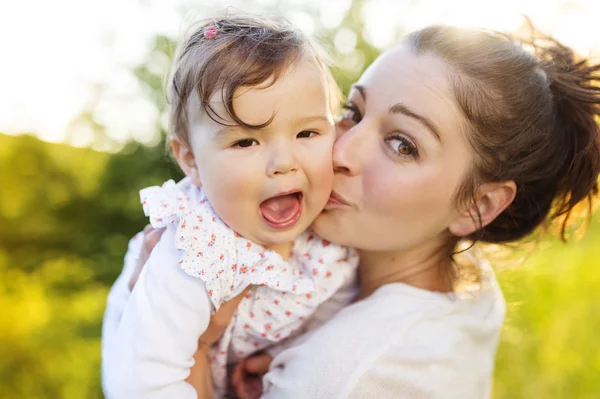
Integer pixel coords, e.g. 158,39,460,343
311,210,346,245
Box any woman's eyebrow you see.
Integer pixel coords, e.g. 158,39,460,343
389,102,441,142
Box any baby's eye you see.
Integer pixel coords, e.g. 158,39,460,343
297,131,318,139
233,139,259,148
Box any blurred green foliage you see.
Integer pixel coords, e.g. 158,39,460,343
0,1,598,397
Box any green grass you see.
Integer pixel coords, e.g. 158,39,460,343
494,212,600,398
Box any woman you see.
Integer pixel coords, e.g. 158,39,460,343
105,23,600,398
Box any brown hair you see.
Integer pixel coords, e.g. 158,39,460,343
168,13,340,149
407,21,600,245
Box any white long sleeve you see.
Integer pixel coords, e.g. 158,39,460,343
104,225,212,399
102,232,141,390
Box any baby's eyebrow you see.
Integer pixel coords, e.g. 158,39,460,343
210,126,237,139
292,114,332,126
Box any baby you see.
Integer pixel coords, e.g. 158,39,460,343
102,13,357,399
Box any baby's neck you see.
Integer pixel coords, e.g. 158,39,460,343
264,242,293,260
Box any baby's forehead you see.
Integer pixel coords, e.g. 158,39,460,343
186,63,334,131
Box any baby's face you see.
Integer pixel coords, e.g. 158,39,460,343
186,57,335,248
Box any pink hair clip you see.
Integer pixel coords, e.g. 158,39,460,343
204,25,218,39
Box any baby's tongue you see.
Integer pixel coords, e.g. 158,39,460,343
260,194,300,223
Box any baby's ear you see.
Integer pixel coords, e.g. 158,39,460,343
171,139,201,187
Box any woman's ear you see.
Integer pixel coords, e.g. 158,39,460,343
171,139,202,187
449,181,517,237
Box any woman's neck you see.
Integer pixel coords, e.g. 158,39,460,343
356,239,454,300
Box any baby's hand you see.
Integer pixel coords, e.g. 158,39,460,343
128,224,165,291
231,352,273,399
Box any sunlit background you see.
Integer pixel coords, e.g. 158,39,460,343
0,0,599,398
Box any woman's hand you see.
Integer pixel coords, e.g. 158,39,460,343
231,352,273,399
186,289,249,397
128,224,165,291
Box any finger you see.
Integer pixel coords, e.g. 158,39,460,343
245,353,273,374
231,361,247,398
246,378,263,399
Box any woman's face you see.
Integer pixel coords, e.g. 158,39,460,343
312,44,474,253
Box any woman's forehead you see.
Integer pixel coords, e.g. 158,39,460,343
356,45,464,139
359,45,452,101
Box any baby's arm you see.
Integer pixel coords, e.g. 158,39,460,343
104,226,212,399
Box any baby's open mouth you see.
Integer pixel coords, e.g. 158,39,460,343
259,191,303,230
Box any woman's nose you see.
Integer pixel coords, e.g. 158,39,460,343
332,124,365,176
267,144,298,177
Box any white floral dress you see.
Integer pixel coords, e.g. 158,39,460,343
139,178,358,397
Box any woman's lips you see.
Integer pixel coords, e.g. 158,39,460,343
326,191,352,209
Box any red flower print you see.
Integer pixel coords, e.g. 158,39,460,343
265,323,271,331
326,271,332,278
312,268,318,276
261,333,267,338
244,324,250,329
266,310,272,316
208,290,213,296
274,299,279,305
322,239,330,246
306,293,312,299
285,311,292,316
231,264,237,271
246,242,252,248
250,312,255,318
275,333,281,339
240,266,247,274
307,234,314,241
244,292,252,298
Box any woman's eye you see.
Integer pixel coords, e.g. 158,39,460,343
297,131,318,139
341,103,362,124
387,135,419,158
233,139,259,148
